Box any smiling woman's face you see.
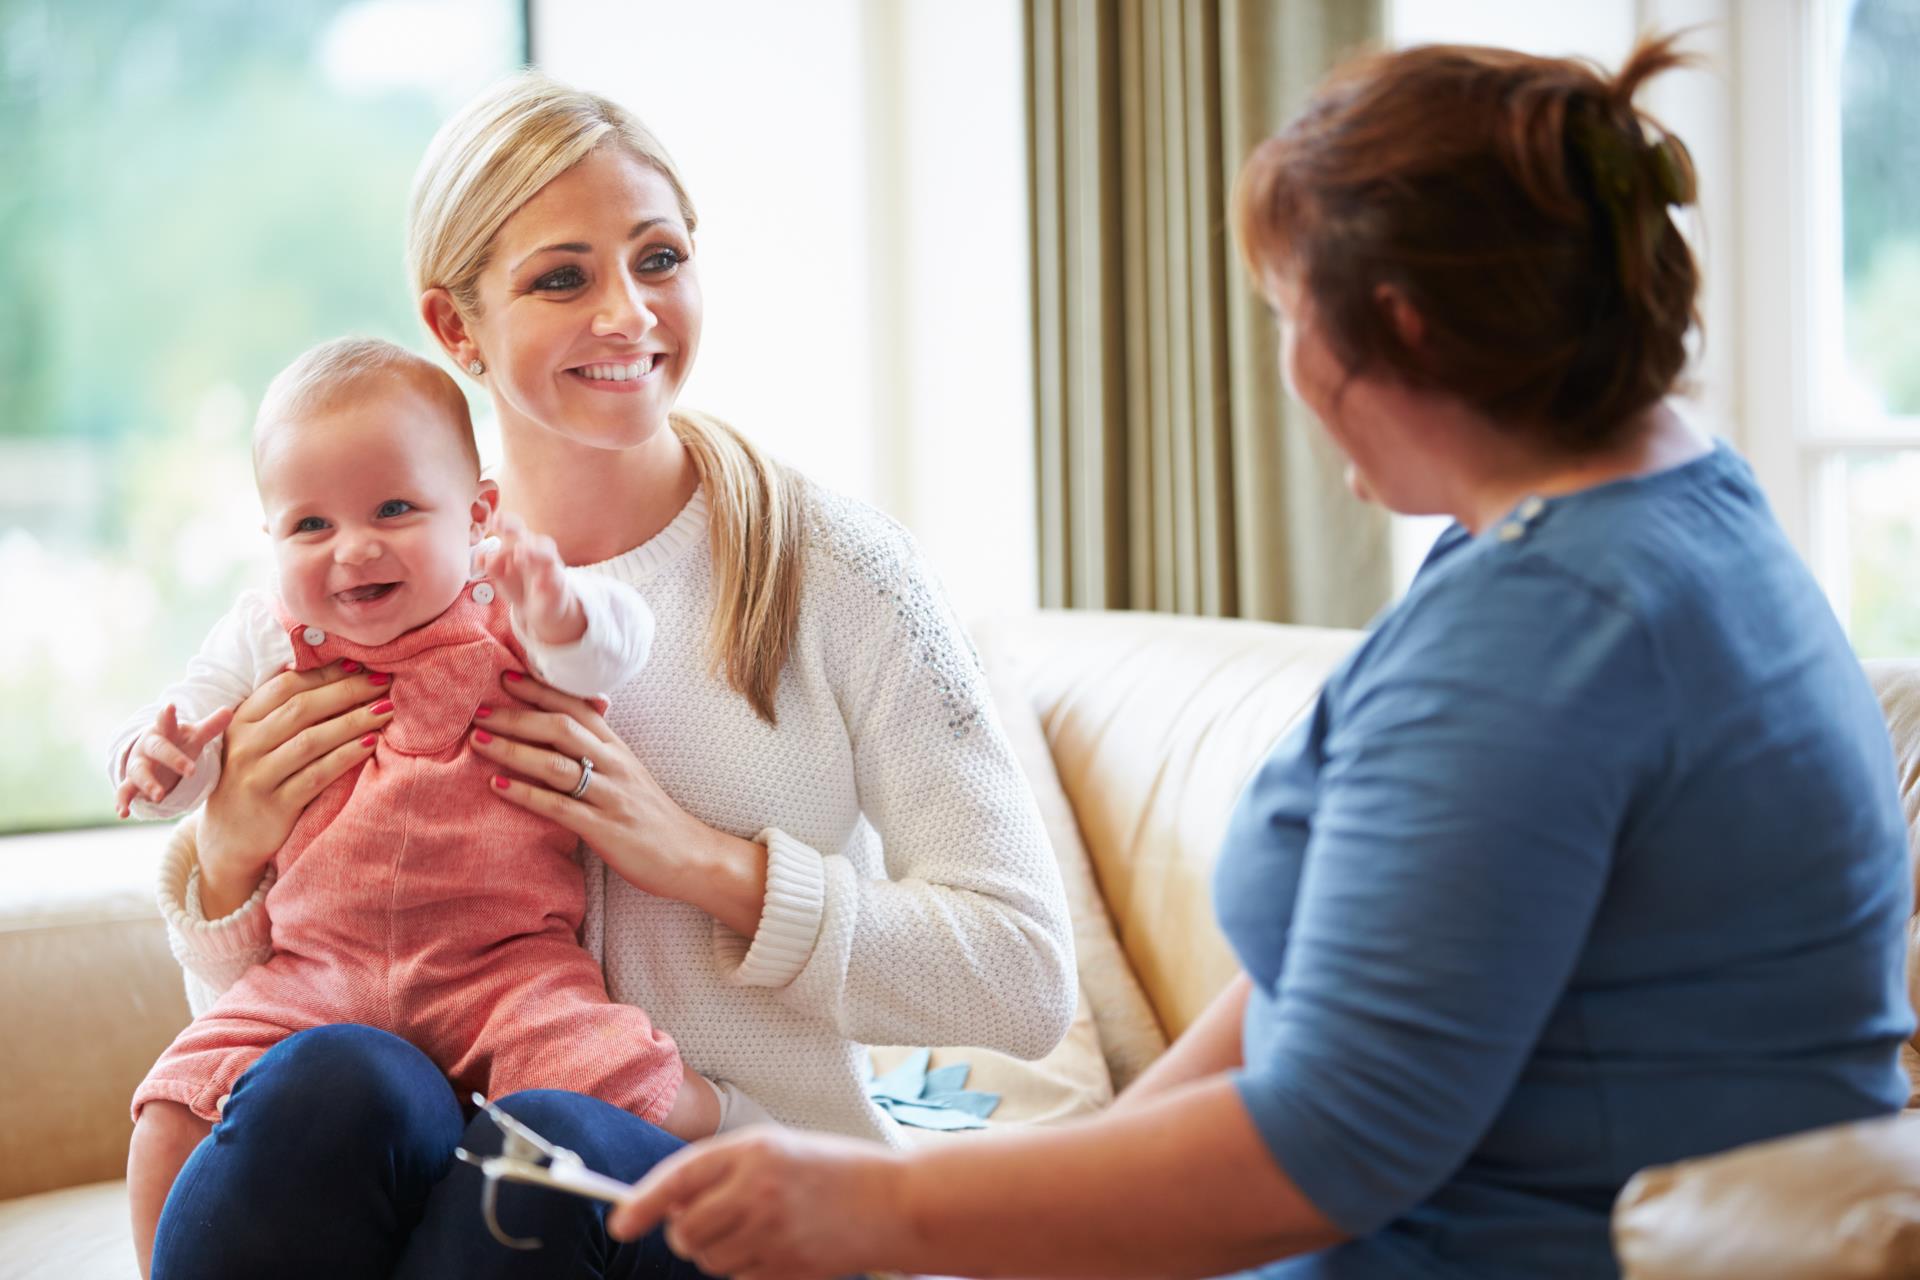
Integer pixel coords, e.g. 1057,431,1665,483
465,144,703,451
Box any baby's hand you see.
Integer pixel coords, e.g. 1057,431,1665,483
476,514,585,646
115,702,236,819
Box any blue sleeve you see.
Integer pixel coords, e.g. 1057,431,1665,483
1230,563,1666,1235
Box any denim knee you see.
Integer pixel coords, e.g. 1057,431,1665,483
152,1025,465,1280
222,1024,462,1168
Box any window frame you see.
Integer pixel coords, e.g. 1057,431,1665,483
0,1,530,838
1736,0,1920,626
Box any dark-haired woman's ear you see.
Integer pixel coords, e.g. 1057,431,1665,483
1374,283,1426,354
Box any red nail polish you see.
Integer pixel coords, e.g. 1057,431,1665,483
360,733,378,748
503,671,524,683
474,729,493,744
492,775,510,789
371,699,395,715
475,704,492,718
369,672,391,686
340,660,362,674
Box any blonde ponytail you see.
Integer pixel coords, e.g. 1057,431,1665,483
671,409,808,722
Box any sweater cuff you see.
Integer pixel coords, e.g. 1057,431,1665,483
122,739,222,822
158,822,274,963
711,828,826,988
515,573,654,698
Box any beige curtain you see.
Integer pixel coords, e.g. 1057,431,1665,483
1029,0,1390,625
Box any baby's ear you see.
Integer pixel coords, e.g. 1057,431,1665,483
471,480,501,535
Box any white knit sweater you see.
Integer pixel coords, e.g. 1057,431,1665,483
158,480,1077,1144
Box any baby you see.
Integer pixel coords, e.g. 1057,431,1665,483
111,338,752,1270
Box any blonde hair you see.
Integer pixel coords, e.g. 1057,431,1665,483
408,72,807,722
255,336,477,474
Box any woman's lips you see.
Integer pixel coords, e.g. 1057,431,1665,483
568,354,664,392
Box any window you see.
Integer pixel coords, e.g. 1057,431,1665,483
1734,0,1920,657
1811,0,1920,656
534,0,1037,628
1386,0,1920,663
0,1,524,833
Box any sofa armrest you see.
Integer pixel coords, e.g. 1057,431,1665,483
0,827,191,1200
1612,1112,1920,1280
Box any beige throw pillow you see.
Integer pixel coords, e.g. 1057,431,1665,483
974,635,1170,1090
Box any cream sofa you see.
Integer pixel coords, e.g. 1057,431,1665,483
3,610,1916,1278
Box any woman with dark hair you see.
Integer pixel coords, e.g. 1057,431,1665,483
605,35,1914,1279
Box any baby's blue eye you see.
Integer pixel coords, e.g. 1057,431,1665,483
377,500,414,519
293,516,327,533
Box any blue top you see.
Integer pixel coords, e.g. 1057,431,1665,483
1217,443,1913,1279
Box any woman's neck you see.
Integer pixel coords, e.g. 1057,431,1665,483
494,423,701,566
1450,402,1710,533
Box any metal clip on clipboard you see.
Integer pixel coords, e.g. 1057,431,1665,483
455,1093,636,1250
458,1093,903,1278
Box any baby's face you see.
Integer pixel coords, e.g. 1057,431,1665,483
255,378,487,647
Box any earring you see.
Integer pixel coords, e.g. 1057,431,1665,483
468,359,486,376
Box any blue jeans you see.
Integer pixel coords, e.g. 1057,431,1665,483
152,1024,712,1279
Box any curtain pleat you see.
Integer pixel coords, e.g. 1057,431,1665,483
1031,0,1389,626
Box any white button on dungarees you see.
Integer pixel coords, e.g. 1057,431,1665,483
472,582,496,605
302,626,326,646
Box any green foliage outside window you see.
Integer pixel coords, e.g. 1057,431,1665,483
1843,0,1920,415
0,0,520,831
1839,0,1920,658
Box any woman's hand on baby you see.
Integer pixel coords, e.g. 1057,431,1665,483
608,1127,909,1278
476,514,585,646
471,672,771,936
196,660,395,918
115,702,236,819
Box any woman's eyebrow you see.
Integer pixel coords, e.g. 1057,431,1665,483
509,219,679,273
512,241,589,272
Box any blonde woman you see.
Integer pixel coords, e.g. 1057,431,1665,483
138,73,1074,1279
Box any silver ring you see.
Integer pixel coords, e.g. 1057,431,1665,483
568,755,595,800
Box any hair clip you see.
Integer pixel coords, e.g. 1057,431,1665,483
1642,135,1696,208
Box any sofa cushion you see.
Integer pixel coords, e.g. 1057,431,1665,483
0,1179,134,1280
871,985,1113,1143
0,827,191,1201
976,633,1168,1089
1863,660,1920,1107
973,612,1359,1038
1612,1112,1920,1279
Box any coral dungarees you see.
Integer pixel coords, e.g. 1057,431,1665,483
133,582,681,1125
